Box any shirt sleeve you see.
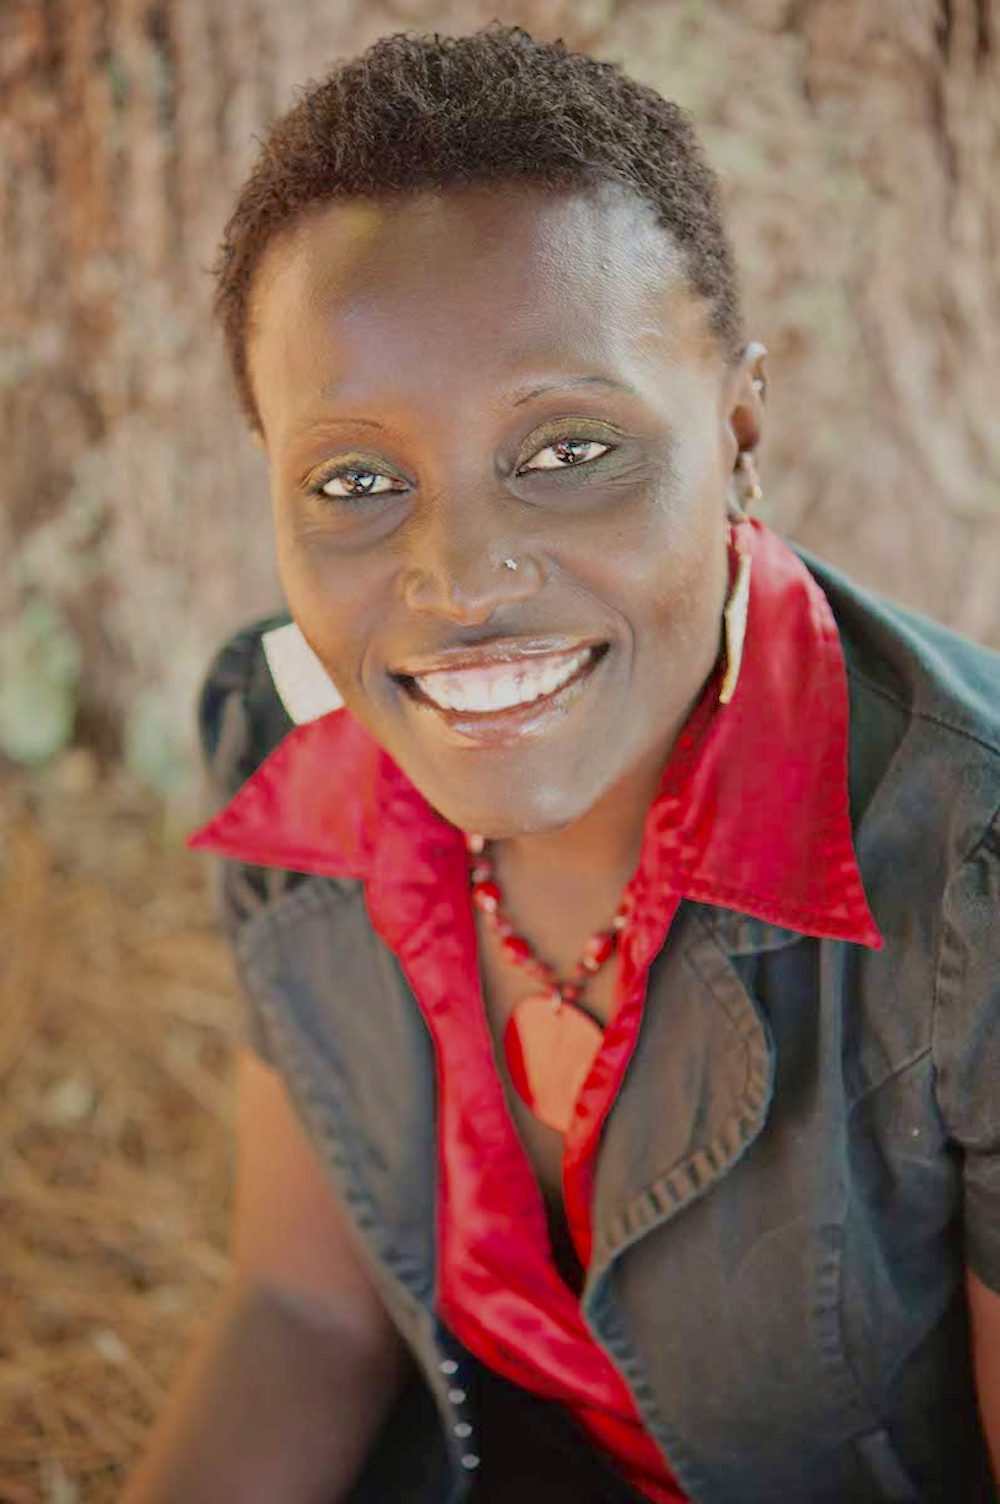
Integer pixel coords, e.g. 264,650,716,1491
932,810,1000,1292
193,617,297,1067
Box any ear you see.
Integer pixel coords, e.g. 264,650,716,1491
722,340,768,469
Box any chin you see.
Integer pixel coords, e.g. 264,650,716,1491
419,772,605,841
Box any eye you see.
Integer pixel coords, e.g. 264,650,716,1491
308,465,406,502
518,436,613,473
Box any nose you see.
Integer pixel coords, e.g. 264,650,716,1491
399,506,543,624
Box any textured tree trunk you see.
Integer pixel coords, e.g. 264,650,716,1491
2,0,997,807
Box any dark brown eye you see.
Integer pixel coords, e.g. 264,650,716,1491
519,437,611,472
309,466,403,502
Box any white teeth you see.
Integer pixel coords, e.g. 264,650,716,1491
413,647,594,713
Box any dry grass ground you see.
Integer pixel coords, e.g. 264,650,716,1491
0,754,241,1503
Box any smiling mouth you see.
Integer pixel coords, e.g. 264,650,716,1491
394,643,609,719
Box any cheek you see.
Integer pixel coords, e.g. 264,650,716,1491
596,477,728,653
649,515,728,650
271,521,386,690
651,442,729,626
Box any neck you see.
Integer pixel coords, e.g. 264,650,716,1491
495,724,679,891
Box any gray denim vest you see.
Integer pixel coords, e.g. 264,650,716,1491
195,545,1000,1503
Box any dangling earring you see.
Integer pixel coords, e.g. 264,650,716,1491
718,450,762,705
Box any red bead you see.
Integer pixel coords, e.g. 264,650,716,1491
472,880,501,913
583,930,615,966
501,934,532,964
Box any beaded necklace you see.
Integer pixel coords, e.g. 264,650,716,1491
464,830,629,1133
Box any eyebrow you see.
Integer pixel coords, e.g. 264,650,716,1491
511,375,638,406
289,409,387,444
308,375,638,433
307,414,385,430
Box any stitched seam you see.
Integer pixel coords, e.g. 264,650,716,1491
845,1044,932,1115
589,1287,710,1500
252,972,438,1300
596,927,774,1263
812,1223,877,1421
696,903,804,956
846,665,1000,761
961,799,1000,864
932,795,1000,1016
678,877,861,934
234,876,357,969
930,798,1000,1147
685,922,771,1053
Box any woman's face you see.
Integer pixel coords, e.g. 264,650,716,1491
247,180,760,838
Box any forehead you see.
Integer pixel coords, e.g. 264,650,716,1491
247,180,720,439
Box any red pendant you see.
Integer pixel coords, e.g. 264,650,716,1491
503,993,605,1134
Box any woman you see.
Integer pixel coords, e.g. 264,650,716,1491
124,24,1000,1504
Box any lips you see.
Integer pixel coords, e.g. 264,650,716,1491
410,644,598,714
393,635,606,677
394,641,609,744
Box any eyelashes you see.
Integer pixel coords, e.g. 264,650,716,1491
308,430,617,505
311,468,404,502
517,436,611,473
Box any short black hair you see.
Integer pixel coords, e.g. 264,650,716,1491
213,21,746,433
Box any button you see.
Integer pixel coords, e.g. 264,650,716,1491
454,1422,473,1439
460,1454,481,1470
447,1387,467,1405
439,1358,459,1375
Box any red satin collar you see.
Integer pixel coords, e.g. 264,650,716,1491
186,522,881,953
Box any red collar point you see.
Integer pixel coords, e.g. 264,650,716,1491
186,526,879,948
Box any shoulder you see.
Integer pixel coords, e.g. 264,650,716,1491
195,611,298,801
794,544,999,1065
793,543,1000,868
793,541,1000,753
193,612,305,939
790,549,1000,1176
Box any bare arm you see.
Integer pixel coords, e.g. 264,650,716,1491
122,1048,410,1503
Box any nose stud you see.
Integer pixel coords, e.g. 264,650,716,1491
503,557,519,572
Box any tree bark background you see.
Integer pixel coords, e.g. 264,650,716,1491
2,0,998,814
0,6,997,1498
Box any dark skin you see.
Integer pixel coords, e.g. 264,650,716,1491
244,179,768,1298
246,179,767,966
258,175,1000,1453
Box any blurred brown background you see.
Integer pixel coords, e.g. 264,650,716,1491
1,1,998,1499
